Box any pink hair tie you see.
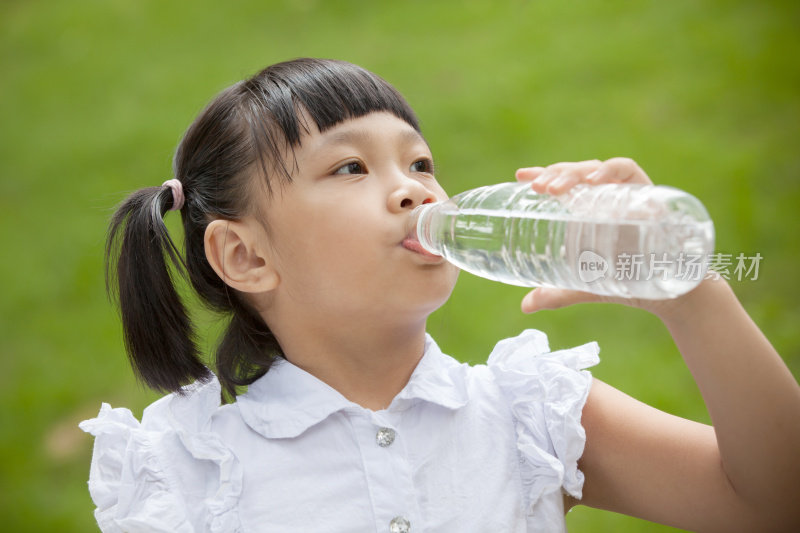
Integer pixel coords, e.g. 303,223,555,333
162,179,185,211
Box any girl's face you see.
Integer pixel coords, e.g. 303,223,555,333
258,111,459,326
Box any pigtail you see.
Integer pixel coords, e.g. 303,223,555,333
106,185,211,393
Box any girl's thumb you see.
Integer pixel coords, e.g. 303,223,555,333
521,287,598,313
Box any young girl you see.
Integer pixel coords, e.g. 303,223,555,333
81,58,800,532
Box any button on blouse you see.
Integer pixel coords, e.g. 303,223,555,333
376,427,396,447
389,515,411,532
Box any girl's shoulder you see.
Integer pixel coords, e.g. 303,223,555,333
79,375,243,533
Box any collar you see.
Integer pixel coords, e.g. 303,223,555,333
236,334,469,439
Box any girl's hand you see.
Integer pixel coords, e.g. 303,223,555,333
515,157,653,196
514,158,689,316
518,160,800,531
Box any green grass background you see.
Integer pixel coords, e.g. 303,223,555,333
2,0,798,531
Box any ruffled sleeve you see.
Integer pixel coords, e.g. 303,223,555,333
79,377,243,533
488,329,599,530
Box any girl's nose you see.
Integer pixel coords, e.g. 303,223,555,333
387,178,436,213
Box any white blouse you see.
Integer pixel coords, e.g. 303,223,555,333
80,329,599,533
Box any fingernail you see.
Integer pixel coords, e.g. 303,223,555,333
586,171,601,181
550,176,566,188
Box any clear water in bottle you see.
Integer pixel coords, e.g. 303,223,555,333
413,182,714,299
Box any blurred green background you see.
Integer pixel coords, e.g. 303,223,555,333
2,0,798,531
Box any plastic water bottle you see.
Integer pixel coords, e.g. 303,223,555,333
412,182,714,299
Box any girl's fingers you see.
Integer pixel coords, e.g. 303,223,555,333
530,170,560,193
520,286,653,313
520,160,603,194
517,157,652,195
521,287,601,313
588,157,652,186
544,168,586,195
515,167,546,182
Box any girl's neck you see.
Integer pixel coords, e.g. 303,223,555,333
270,315,430,411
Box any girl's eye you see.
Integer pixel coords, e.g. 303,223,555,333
411,158,434,174
334,161,365,175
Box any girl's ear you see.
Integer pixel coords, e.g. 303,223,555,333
204,219,279,293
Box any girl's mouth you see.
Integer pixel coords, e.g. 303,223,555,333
402,234,443,261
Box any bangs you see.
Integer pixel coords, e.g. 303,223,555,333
236,58,420,185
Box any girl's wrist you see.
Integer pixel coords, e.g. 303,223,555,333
645,275,732,326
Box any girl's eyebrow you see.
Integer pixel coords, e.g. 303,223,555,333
319,126,427,149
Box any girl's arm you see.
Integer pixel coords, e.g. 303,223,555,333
517,159,800,532
577,277,800,532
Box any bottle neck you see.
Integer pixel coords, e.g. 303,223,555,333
411,202,442,255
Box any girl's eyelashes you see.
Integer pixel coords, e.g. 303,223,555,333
331,157,434,176
333,161,366,175
411,158,435,174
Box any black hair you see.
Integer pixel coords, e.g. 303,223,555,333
106,58,421,400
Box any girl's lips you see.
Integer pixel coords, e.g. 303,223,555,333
402,236,444,261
